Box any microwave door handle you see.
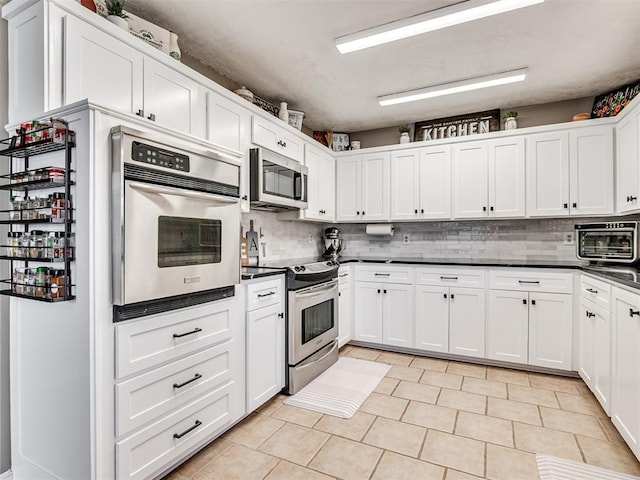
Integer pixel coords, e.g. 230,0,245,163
128,181,238,204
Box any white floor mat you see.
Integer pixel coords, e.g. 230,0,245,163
284,356,391,418
536,454,640,480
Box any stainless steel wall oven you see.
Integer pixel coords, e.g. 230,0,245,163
111,126,241,319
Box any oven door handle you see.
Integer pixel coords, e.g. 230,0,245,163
128,181,238,204
295,281,337,298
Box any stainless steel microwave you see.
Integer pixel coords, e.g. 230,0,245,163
576,222,639,264
250,147,308,211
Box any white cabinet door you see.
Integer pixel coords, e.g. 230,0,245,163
142,57,207,138
453,142,488,218
382,283,414,348
361,152,390,221
304,144,322,220
420,146,452,219
338,282,351,348
612,287,640,459
65,14,144,116
487,290,528,364
526,131,570,217
251,116,303,162
336,156,361,222
353,282,383,343
528,292,572,370
391,149,420,220
616,112,639,213
449,287,485,358
318,151,336,221
246,303,285,412
569,126,614,216
415,285,449,353
207,91,251,211
578,301,596,387
488,137,525,218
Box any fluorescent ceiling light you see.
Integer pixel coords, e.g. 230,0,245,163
336,0,544,54
378,69,528,106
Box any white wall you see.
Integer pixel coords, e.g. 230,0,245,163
0,4,10,474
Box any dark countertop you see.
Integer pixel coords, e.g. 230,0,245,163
337,257,587,269
241,267,287,280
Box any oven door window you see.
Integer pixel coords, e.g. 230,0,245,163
263,161,304,200
302,298,335,345
580,231,634,259
158,216,222,267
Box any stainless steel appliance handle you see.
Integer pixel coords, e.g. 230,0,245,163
128,181,238,204
295,281,338,298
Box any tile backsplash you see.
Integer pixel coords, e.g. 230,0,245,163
242,213,640,265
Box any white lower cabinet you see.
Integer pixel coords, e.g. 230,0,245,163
243,275,285,412
611,286,640,460
114,296,245,480
487,270,573,371
354,281,413,348
338,267,351,348
415,285,449,353
448,288,486,358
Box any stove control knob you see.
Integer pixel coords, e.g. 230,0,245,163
294,266,301,272
300,266,306,271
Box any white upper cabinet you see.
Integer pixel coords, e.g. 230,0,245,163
488,137,526,217
390,146,451,221
526,131,570,217
251,116,303,162
300,143,335,222
142,57,207,138
207,91,251,211
527,127,613,217
64,13,144,116
453,142,489,218
569,126,613,215
453,138,524,219
616,107,640,213
336,153,390,222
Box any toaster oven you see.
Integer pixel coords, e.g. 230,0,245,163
575,222,639,264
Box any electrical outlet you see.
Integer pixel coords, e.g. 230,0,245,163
308,234,313,244
403,234,410,245
563,232,575,246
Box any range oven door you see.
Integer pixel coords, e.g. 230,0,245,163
113,180,240,305
288,279,339,365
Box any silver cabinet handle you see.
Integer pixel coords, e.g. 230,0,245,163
257,291,276,298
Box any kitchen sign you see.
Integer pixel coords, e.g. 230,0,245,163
415,109,500,142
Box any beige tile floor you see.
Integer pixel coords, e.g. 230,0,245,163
163,346,640,480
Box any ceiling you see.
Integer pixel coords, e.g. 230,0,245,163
125,0,640,133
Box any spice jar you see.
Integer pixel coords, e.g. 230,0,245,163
19,231,30,258
35,267,47,298
13,267,25,294
24,268,35,296
49,269,66,299
29,230,45,258
52,192,68,220
10,196,23,220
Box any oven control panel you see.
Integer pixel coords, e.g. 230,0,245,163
132,141,191,172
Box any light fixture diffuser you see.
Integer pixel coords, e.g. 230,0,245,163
378,69,528,106
336,0,544,54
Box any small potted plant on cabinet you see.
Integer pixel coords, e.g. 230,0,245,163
106,0,129,30
502,111,518,130
399,125,411,144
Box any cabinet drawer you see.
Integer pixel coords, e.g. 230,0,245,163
116,383,236,480
488,270,573,293
115,340,235,437
581,275,611,311
246,277,283,311
355,265,414,284
415,267,486,287
116,297,236,379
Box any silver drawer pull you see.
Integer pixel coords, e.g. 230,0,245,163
173,373,202,389
586,288,598,294
440,276,458,280
518,280,540,284
258,291,276,298
173,327,202,339
173,420,202,439
374,273,390,276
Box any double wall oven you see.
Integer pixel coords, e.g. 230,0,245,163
111,126,241,320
